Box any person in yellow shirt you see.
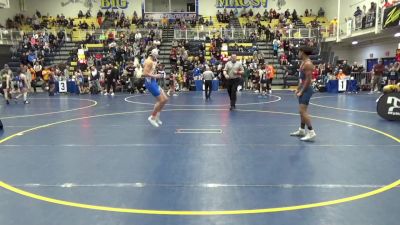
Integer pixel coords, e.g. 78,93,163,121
42,67,51,82
41,67,51,91
28,65,36,93
329,17,338,36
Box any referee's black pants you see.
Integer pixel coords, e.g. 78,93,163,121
226,78,240,107
204,80,212,99
106,79,116,93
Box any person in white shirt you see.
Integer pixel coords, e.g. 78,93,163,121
135,32,142,41
259,64,268,95
202,66,215,100
223,54,244,110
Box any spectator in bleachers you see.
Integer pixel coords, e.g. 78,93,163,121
292,9,299,21
78,10,84,19
27,51,37,66
135,32,142,42
248,9,254,17
284,9,291,19
280,52,288,65
318,7,325,17
336,69,346,79
273,38,280,56
368,2,377,14
10,45,17,60
354,6,363,28
255,12,262,20
383,0,393,8
97,10,103,18
305,9,310,17
208,50,218,64
79,21,89,29
86,10,91,18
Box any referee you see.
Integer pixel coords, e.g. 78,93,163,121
224,54,244,110
202,66,214,100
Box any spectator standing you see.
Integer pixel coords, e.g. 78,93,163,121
202,66,215,100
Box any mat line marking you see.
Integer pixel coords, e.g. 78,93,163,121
176,129,223,134
0,108,399,215
310,96,375,113
124,94,282,107
1,144,399,147
0,98,98,120
0,180,399,215
9,183,400,189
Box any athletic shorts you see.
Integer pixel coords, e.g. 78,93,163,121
389,74,398,81
145,79,161,97
260,79,268,84
298,87,314,105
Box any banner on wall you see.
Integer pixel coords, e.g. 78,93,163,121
144,13,197,21
100,0,129,10
215,0,268,8
377,93,400,121
383,4,400,29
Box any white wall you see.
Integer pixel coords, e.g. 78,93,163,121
198,0,325,17
339,0,377,27
145,0,169,12
321,0,337,20
332,39,399,66
171,0,189,12
0,0,22,23
22,0,142,18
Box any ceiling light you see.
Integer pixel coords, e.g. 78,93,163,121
395,33,400,37
352,41,358,45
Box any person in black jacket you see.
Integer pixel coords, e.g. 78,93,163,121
125,62,136,93
104,63,118,96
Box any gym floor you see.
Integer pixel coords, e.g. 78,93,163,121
0,91,399,225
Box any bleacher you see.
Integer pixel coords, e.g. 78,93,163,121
195,16,229,29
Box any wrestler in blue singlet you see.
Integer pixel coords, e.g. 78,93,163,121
298,63,314,105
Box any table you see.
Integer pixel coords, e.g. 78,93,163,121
327,80,358,93
212,80,219,91
67,81,79,94
195,80,203,91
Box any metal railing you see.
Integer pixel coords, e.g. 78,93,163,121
173,27,333,41
339,14,378,38
351,72,372,85
69,29,163,42
0,28,163,45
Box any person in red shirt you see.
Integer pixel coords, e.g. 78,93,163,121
383,0,393,8
371,60,385,93
280,52,288,65
107,32,115,42
312,67,320,80
95,53,103,67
